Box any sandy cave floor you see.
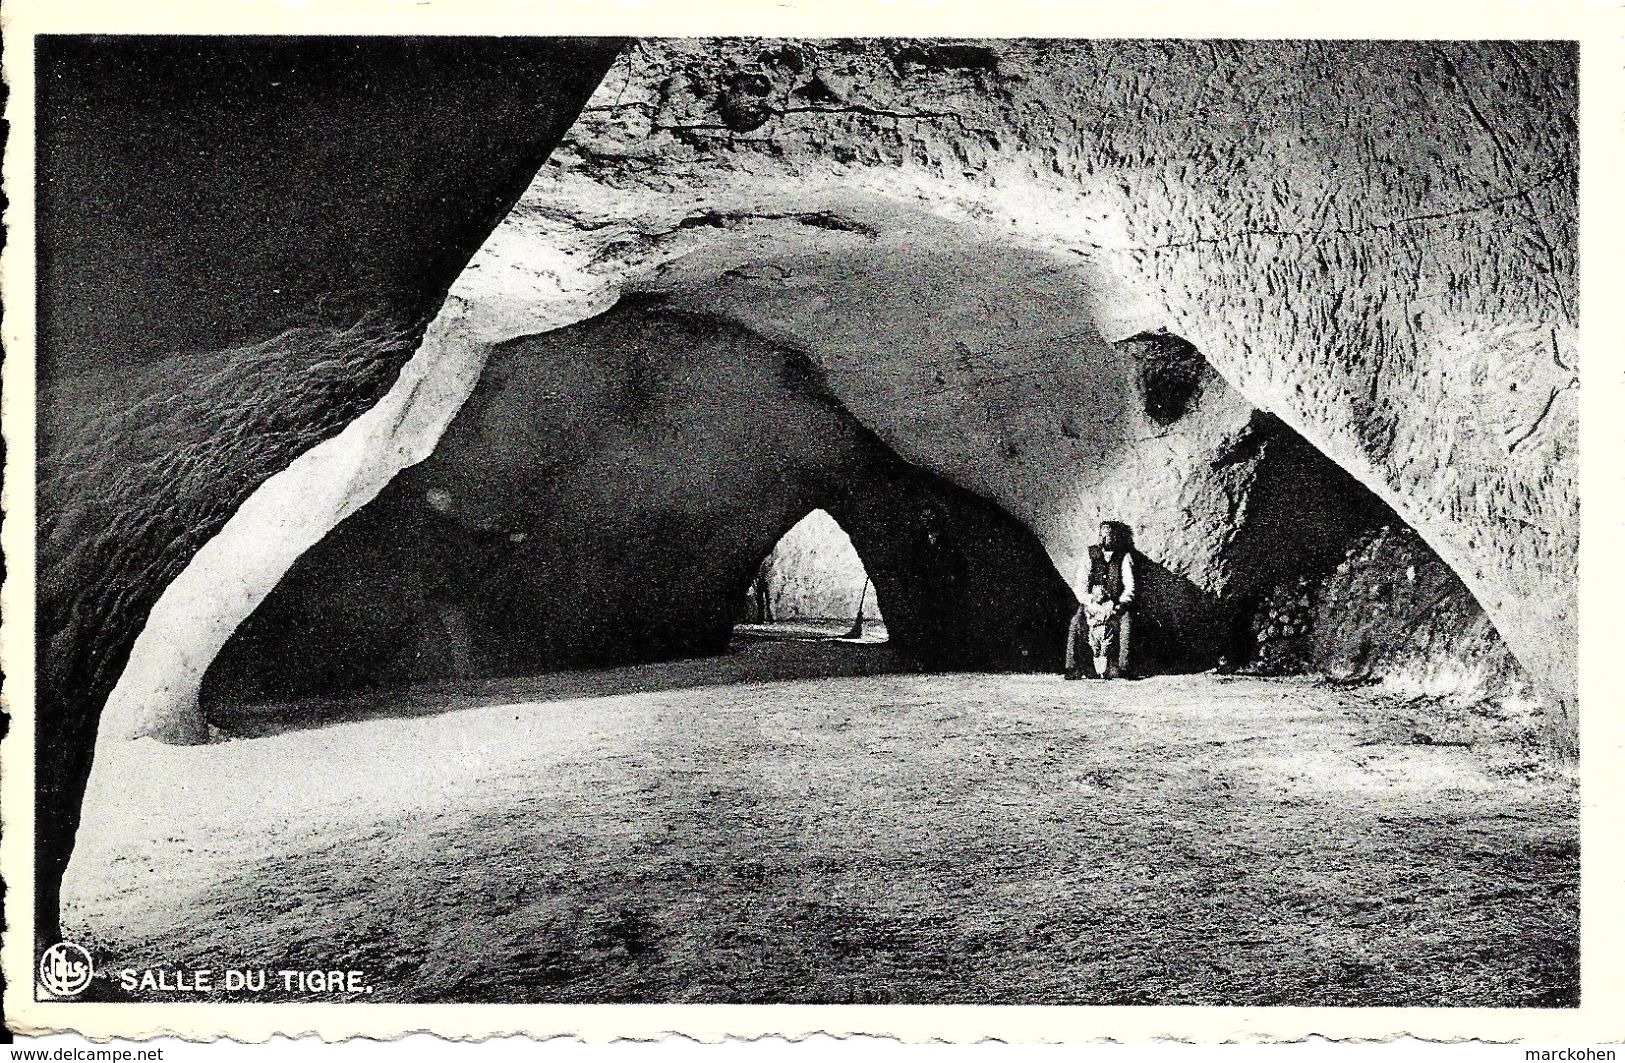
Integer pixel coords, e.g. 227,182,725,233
65,639,1576,1006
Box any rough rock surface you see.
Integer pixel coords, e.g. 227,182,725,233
35,37,622,377
1245,525,1524,703
479,38,1575,740
108,38,1575,750
31,37,620,944
98,295,505,745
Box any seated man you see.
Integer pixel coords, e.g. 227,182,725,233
1064,520,1137,680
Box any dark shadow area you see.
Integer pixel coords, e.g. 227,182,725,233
36,36,623,380
209,639,907,741
1116,330,1213,428
1209,412,1411,670
1217,413,1394,594
1117,553,1226,676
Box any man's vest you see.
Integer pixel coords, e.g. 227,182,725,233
1087,546,1128,602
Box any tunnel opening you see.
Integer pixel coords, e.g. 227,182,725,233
735,508,888,644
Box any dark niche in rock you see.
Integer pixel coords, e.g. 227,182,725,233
1116,330,1212,427
891,42,1002,75
715,71,776,132
1239,523,1526,703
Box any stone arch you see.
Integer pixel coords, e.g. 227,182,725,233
197,301,1085,713
192,218,1430,705
77,40,1578,747
119,193,1539,730
821,462,1077,672
31,36,623,947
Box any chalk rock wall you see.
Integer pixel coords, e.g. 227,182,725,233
1246,525,1525,700
36,37,616,744
493,38,1575,742
35,36,1570,951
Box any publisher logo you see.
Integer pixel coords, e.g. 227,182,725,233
39,941,94,998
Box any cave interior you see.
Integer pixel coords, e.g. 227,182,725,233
194,288,1506,721
28,36,1577,1008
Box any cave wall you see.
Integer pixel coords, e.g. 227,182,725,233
1245,524,1526,701
825,465,1077,672
32,36,622,943
95,295,512,745
81,37,1573,745
204,307,858,700
491,37,1575,741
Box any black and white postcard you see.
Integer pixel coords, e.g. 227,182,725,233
3,0,1620,1045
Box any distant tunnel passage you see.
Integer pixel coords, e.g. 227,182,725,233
741,509,884,629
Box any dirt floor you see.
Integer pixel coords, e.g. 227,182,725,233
64,639,1577,1005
